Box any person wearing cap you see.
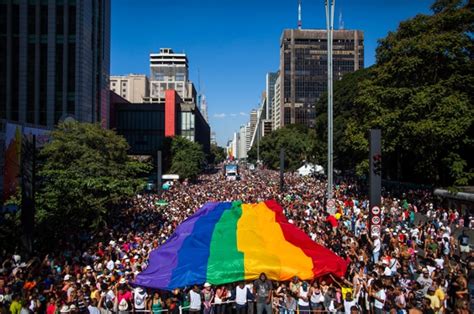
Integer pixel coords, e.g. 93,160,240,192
202,283,214,314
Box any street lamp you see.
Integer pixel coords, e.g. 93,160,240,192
325,0,335,200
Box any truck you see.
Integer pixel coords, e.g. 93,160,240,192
224,164,239,181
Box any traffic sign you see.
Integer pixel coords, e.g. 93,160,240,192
371,206,380,215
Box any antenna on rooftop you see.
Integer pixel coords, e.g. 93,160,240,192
339,10,344,30
298,0,302,30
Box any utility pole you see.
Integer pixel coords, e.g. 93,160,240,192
280,148,285,192
325,0,335,200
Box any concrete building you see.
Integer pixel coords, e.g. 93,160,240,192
147,48,197,103
110,74,149,103
272,75,282,129
266,72,279,123
0,0,111,128
110,89,210,155
238,124,249,160
277,29,364,128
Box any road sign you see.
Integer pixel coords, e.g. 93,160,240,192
371,206,380,215
371,216,381,225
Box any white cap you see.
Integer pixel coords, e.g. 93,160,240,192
64,274,71,281
85,265,92,271
204,282,211,288
119,278,126,284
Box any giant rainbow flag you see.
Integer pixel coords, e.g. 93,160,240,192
135,200,348,289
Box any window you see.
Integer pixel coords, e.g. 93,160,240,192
122,89,126,93
112,82,116,86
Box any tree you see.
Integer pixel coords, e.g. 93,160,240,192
248,125,316,171
36,122,151,237
316,0,473,185
209,144,226,165
169,136,206,180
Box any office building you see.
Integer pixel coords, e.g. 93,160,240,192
0,0,111,128
147,48,197,103
110,74,149,103
266,72,279,122
238,124,249,160
111,90,210,156
272,75,282,130
277,29,364,128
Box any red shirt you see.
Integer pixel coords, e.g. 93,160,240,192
46,304,56,314
326,215,338,228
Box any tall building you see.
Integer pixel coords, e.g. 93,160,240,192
272,75,282,130
199,94,208,123
266,72,279,122
148,48,197,103
277,29,364,128
238,125,248,160
0,0,111,128
110,74,149,103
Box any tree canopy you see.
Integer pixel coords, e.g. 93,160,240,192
248,125,317,171
36,122,151,236
169,136,206,180
315,0,473,185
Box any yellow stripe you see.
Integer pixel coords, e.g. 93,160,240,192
236,202,314,281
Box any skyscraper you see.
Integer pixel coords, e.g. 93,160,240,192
276,29,364,129
0,0,111,128
148,48,197,103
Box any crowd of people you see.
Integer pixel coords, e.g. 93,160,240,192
0,165,473,314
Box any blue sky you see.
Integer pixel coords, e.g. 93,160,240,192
111,0,433,146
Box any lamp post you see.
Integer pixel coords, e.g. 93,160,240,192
325,0,335,199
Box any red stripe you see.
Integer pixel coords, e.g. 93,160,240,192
264,200,348,278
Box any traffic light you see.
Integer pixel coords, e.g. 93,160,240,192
373,154,382,176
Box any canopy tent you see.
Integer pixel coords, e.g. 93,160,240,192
297,164,324,176
135,200,348,290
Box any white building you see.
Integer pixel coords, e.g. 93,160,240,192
148,48,196,102
110,74,149,103
238,124,249,160
272,75,282,130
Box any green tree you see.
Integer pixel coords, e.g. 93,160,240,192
169,136,206,180
316,0,474,185
248,125,316,171
36,122,151,236
209,144,226,165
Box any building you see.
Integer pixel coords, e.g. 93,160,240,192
198,94,209,123
110,74,149,103
0,0,111,128
210,131,217,145
266,72,279,122
238,124,248,160
272,75,282,130
147,48,197,103
277,29,364,128
110,90,210,156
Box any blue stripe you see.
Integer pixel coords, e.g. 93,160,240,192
168,202,232,288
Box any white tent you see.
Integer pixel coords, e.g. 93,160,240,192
297,163,325,176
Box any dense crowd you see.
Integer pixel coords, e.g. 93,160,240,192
0,165,473,314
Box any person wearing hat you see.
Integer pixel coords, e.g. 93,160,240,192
202,283,214,314
133,287,147,312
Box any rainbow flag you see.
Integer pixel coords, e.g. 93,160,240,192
135,200,348,289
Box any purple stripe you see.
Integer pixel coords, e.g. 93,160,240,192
134,202,220,289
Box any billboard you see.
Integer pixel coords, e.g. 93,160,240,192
3,123,49,202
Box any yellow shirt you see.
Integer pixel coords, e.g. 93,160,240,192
425,294,441,312
10,300,22,314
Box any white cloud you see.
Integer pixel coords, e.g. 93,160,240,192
213,113,227,118
239,112,248,116
230,113,237,117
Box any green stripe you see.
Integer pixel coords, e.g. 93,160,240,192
206,201,244,284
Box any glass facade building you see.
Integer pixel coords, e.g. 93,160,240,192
278,29,364,128
0,0,111,128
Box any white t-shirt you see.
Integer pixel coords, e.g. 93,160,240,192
374,289,386,309
298,287,309,306
373,239,381,253
235,286,248,305
133,289,147,310
189,290,202,310
344,299,357,314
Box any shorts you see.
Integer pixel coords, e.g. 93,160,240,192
460,245,470,253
